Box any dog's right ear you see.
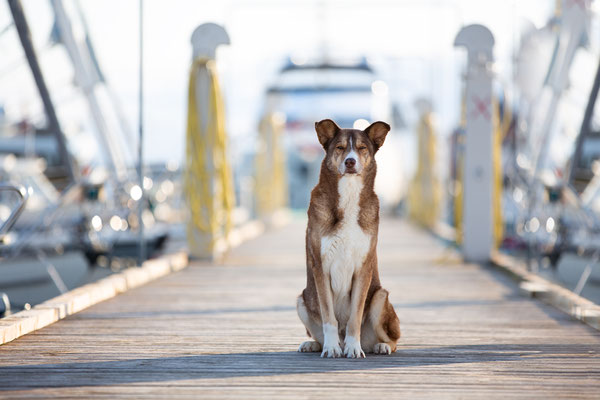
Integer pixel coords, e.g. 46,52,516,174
315,119,340,149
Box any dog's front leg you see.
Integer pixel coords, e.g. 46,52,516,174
309,252,342,358
344,267,371,358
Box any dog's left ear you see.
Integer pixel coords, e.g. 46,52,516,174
365,121,390,152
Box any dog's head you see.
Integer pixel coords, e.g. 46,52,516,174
315,119,390,176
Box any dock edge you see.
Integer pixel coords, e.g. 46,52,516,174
490,250,600,331
0,251,189,346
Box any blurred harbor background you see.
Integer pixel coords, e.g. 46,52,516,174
1,0,600,315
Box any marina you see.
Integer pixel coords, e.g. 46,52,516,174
1,0,600,397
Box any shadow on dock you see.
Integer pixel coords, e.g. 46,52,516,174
1,343,598,389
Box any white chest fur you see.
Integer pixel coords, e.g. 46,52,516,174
320,175,371,295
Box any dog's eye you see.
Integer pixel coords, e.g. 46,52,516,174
336,146,345,150
357,146,367,150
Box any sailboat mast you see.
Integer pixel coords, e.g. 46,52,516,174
7,0,75,185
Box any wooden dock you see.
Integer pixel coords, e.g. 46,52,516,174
1,218,599,398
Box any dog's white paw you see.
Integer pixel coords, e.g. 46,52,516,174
373,343,392,355
343,336,366,358
320,342,342,358
298,341,322,353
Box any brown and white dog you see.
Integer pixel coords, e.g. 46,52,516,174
297,119,401,358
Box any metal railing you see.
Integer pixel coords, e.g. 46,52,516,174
0,183,28,238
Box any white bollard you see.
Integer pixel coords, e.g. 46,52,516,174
185,23,234,260
454,24,495,263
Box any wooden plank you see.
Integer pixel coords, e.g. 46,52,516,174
0,219,599,399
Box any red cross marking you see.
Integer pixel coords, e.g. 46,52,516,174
469,95,491,121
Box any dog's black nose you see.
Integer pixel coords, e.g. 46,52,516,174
345,158,356,168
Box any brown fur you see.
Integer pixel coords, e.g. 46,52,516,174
297,119,400,358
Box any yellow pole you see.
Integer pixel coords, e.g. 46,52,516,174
492,98,507,248
408,103,441,229
255,112,287,223
184,57,235,259
454,94,466,244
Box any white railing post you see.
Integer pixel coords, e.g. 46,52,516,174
454,24,495,263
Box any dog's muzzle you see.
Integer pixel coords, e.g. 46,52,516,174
344,158,357,174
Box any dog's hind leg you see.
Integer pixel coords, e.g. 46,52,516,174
361,288,400,354
298,340,322,353
296,293,323,353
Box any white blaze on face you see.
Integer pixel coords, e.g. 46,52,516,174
340,137,362,174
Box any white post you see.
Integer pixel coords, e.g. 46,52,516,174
187,23,231,259
191,23,230,134
454,24,495,263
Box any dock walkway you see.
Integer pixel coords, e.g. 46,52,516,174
1,218,599,398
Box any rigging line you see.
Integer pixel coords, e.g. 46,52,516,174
137,0,146,265
7,0,75,184
72,0,136,157
0,43,54,80
0,21,13,37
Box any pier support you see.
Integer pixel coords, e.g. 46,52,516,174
184,23,235,260
454,24,495,263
